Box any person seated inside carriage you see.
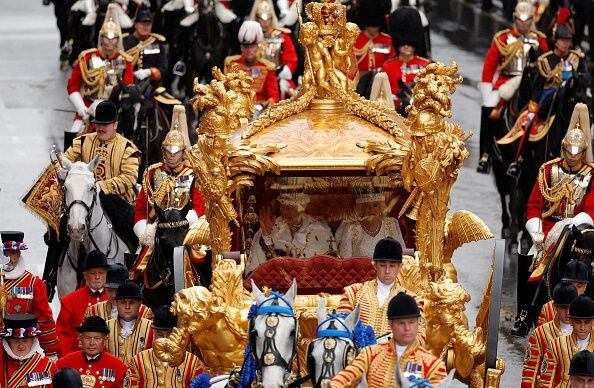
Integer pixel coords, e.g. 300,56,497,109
246,192,334,274
123,7,168,86
525,103,594,260
335,188,404,258
331,292,446,387
249,0,298,100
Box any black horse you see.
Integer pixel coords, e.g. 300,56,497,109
141,204,190,310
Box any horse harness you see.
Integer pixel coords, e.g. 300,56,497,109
307,313,358,387
248,291,300,387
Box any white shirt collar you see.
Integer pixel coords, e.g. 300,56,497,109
376,279,394,306
559,321,573,335
2,338,44,361
577,333,591,351
120,319,136,339
395,343,407,358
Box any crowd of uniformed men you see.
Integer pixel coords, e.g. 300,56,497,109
5,0,594,386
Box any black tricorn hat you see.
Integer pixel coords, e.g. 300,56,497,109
563,260,590,283
357,0,391,28
387,292,421,320
104,264,130,289
152,305,178,330
553,281,579,306
0,314,40,338
569,294,594,319
570,350,594,377
83,250,110,271
53,368,83,388
115,280,143,300
92,100,118,124
389,6,425,52
77,316,110,334
373,237,403,262
135,7,153,23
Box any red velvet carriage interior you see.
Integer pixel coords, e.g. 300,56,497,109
243,255,377,294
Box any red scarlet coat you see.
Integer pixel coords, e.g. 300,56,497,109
2,352,56,388
56,351,130,388
354,31,395,72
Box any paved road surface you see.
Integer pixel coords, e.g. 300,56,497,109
0,0,524,385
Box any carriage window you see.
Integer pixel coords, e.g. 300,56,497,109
241,176,408,275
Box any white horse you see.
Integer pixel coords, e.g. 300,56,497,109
59,156,127,297
308,299,366,388
208,279,299,388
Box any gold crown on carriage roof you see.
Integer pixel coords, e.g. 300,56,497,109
100,4,123,39
305,0,345,36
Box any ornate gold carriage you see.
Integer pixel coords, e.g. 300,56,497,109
155,1,505,386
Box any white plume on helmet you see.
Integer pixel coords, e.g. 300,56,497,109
238,21,264,45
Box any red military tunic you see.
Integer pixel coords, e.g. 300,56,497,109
2,352,56,388
527,159,594,238
224,55,280,104
540,330,594,388
67,48,134,113
381,55,430,107
5,271,60,358
482,28,549,90
56,351,130,388
537,301,556,328
354,31,395,72
522,319,565,388
330,340,446,387
134,163,205,225
56,286,108,356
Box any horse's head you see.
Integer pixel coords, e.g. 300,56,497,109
250,278,298,388
154,202,191,249
307,299,360,387
62,156,101,241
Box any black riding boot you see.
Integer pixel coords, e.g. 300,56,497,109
477,106,493,174
42,216,70,302
511,253,535,337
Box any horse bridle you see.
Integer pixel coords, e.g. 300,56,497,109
307,313,357,386
63,176,118,261
249,291,299,387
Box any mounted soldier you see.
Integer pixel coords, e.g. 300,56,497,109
477,1,548,174
66,3,134,150
249,0,298,99
132,105,205,279
505,23,591,178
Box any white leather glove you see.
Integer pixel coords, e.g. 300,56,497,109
526,217,544,246
69,92,89,120
478,82,493,105
186,209,199,225
133,220,148,239
134,68,152,80
572,212,594,227
183,0,195,13
277,0,290,18
278,65,292,81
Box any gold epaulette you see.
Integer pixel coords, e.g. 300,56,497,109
259,57,276,71
224,54,242,73
536,51,555,77
150,33,166,42
118,50,133,62
271,27,291,35
77,48,99,63
122,32,130,38
492,28,511,44
538,157,562,178
571,48,585,58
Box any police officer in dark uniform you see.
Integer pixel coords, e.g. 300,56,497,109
569,350,594,387
123,8,168,85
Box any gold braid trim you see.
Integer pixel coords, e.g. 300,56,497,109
78,50,107,98
493,30,524,72
125,35,157,68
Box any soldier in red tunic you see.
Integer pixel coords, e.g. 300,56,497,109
56,251,110,356
55,316,130,388
250,0,298,99
1,232,60,360
0,314,57,388
224,21,280,106
353,0,393,77
381,7,430,111
65,4,134,150
476,1,548,173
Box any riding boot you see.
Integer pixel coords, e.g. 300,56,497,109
512,253,536,337
64,131,77,152
477,106,493,174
